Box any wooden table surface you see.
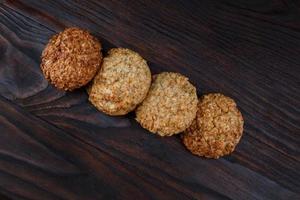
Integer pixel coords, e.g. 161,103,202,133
0,0,299,199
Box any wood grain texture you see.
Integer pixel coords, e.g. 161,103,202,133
0,0,299,199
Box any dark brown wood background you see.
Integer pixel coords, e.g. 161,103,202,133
0,0,299,199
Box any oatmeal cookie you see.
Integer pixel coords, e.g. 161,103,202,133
88,48,151,115
136,72,198,136
182,93,244,158
41,27,102,91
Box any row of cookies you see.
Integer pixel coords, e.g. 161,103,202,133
41,27,244,159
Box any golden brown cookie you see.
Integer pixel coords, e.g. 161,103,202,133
182,93,244,159
41,27,102,91
136,72,198,136
88,48,151,116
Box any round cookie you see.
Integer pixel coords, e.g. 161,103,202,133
182,93,244,159
136,72,198,136
41,27,102,91
88,48,151,116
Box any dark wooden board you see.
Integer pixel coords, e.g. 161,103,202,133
0,0,299,199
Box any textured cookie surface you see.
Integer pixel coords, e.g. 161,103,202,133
41,27,102,91
136,72,198,136
182,93,244,159
88,48,151,115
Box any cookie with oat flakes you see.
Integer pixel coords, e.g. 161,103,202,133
41,27,102,91
182,93,244,159
136,72,198,136
88,48,151,116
